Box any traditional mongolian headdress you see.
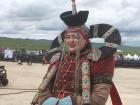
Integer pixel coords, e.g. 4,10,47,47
49,0,121,60
50,0,90,51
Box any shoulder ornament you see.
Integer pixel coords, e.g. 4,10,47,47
89,24,121,59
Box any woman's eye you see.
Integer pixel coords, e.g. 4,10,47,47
73,35,80,39
66,36,70,39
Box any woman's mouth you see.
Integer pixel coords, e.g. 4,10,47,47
68,45,76,48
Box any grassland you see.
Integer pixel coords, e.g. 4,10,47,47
0,37,52,50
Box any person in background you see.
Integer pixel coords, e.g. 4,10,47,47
27,53,33,65
42,54,46,65
17,54,23,65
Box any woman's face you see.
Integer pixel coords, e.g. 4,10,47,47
65,32,87,53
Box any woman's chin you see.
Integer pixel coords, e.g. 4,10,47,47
68,48,76,52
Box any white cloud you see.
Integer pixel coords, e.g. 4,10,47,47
0,0,140,46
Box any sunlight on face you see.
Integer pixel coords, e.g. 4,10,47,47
65,32,87,53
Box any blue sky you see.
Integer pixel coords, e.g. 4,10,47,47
0,0,140,47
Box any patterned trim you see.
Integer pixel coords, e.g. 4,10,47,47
102,27,116,39
66,25,84,31
32,63,58,104
81,61,91,104
87,49,101,61
38,65,58,91
104,42,119,48
66,25,89,36
31,93,39,104
47,47,59,54
50,52,61,64
93,24,98,38
93,75,112,85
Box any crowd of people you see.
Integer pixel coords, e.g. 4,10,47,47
1,48,140,68
0,48,48,65
115,54,140,68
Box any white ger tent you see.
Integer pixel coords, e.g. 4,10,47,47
133,54,139,60
125,53,133,59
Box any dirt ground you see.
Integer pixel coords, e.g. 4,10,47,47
0,61,140,105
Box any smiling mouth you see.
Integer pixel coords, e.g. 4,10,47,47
69,45,76,48
68,45,76,48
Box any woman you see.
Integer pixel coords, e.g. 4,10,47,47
31,7,122,105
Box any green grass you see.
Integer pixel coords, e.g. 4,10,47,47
0,37,52,50
118,46,140,56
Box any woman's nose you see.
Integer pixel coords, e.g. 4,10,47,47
69,37,75,42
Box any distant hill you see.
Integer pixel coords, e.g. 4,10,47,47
118,45,140,56
0,37,140,55
0,37,52,50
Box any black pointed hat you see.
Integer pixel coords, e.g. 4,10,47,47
60,11,89,27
